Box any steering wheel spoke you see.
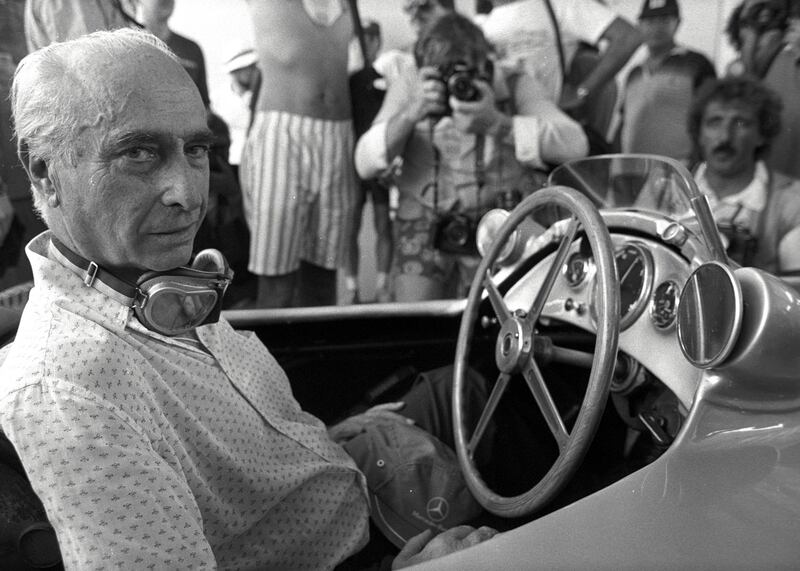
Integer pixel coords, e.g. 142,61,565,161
468,372,511,457
484,270,512,322
453,186,619,519
522,356,569,450
525,217,580,328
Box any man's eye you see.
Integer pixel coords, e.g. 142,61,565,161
187,144,211,159
124,147,157,162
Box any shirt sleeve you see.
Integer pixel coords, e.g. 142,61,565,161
559,0,619,45
0,380,217,570
509,71,589,167
354,62,417,179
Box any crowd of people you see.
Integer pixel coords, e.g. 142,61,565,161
0,0,799,569
1,0,797,311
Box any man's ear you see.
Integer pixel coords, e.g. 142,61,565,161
18,140,59,207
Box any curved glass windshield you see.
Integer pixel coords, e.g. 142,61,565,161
548,154,728,264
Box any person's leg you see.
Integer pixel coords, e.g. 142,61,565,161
301,117,356,304
239,112,308,308
295,260,337,306
371,183,393,303
256,273,297,308
393,216,449,302
398,365,494,470
343,181,368,304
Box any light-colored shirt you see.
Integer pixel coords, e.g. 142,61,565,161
479,0,616,102
696,161,769,235
0,232,369,570
24,0,135,52
354,61,588,220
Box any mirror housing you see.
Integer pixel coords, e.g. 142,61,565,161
677,262,743,369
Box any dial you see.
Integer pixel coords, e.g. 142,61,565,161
564,252,589,287
615,243,653,330
651,280,680,330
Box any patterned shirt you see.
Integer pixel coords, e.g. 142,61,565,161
0,232,369,570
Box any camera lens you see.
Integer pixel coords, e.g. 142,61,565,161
448,73,479,102
444,218,470,246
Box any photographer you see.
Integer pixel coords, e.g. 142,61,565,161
355,13,587,302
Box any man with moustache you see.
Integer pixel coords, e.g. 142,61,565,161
688,75,800,274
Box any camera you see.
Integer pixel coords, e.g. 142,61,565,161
444,63,482,103
739,1,788,34
719,223,758,267
431,211,479,255
435,62,486,116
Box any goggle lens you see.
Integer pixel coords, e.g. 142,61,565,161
135,279,226,336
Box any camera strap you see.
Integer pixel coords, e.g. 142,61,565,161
425,122,486,217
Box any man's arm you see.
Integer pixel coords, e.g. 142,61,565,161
354,64,445,180
1,383,216,569
450,71,588,168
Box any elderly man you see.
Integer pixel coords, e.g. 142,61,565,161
688,75,800,274
0,29,496,569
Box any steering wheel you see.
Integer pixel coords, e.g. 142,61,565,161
453,186,620,518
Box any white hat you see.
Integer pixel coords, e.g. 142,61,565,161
224,49,257,74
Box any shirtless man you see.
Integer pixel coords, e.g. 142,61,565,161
240,0,356,307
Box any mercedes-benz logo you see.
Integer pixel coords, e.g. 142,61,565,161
426,497,449,522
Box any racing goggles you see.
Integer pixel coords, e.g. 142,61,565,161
51,238,233,337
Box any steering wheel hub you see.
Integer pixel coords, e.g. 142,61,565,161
495,318,531,373
453,186,620,518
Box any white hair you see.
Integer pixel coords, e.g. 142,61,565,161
11,28,181,220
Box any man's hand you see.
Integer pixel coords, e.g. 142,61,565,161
407,66,449,123
450,81,506,136
327,402,412,444
392,526,499,569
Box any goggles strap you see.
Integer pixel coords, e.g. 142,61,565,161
49,237,138,307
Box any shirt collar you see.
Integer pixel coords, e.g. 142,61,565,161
695,161,769,213
27,231,211,354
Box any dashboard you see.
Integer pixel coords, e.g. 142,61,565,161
502,232,702,409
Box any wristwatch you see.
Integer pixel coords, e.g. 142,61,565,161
576,85,590,101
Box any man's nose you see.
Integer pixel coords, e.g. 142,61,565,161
160,155,205,210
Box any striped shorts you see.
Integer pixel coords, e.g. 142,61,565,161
239,111,356,276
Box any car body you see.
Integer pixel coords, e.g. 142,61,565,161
2,155,798,568
227,155,800,568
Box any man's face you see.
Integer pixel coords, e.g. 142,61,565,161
699,99,764,178
403,0,450,37
48,47,212,277
638,15,680,51
139,0,175,25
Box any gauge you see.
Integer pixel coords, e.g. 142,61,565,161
564,252,590,287
615,242,654,330
650,280,680,330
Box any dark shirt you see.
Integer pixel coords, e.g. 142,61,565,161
166,31,210,107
